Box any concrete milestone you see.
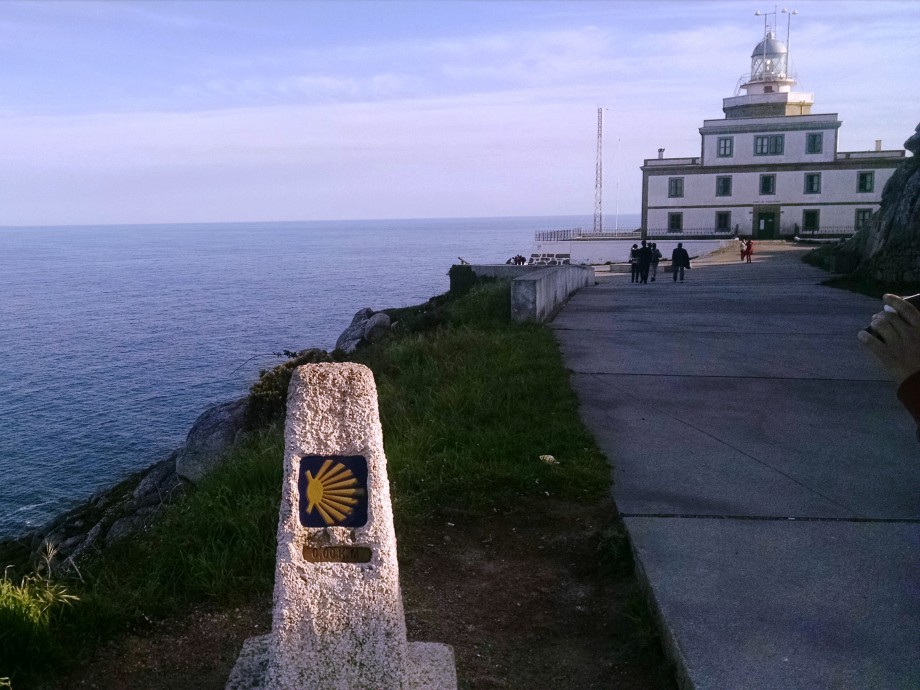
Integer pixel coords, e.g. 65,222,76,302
226,363,456,690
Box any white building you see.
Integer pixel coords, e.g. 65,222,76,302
641,19,906,239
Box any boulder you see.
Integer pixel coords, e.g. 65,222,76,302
335,307,392,353
175,397,249,483
335,307,373,352
363,312,392,343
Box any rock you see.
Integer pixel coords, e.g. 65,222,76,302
176,397,249,484
905,122,920,155
105,515,146,546
67,521,103,565
363,312,391,343
133,454,178,501
846,122,920,282
335,307,374,353
157,471,186,502
61,534,83,552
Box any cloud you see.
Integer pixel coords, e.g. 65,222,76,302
0,0,915,225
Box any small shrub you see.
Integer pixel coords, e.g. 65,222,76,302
447,264,477,296
245,348,332,429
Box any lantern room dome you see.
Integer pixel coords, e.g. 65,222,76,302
752,33,788,58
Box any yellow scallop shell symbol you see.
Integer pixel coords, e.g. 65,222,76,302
305,459,364,526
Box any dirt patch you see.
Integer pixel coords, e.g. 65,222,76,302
55,498,675,689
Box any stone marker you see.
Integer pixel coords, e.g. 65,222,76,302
226,363,457,689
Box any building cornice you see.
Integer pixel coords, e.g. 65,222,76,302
699,120,842,136
641,157,905,174
648,200,880,210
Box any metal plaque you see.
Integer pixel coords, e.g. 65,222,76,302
302,545,372,564
297,455,368,528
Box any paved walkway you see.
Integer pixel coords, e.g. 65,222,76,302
553,242,920,689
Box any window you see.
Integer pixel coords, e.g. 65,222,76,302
715,211,732,232
668,213,683,232
760,174,776,195
806,133,823,154
717,137,734,158
804,173,821,194
754,135,784,156
857,171,875,193
855,208,873,229
715,176,732,197
668,177,684,198
803,210,820,232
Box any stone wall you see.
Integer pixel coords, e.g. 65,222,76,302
511,265,594,322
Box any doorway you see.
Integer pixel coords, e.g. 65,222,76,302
755,211,777,239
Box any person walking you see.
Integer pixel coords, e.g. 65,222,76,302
740,238,747,261
649,242,662,281
746,239,754,263
637,240,652,284
671,242,691,282
629,244,639,283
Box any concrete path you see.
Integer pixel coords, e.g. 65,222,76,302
553,242,920,689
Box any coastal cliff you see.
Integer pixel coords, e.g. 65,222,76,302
0,310,397,575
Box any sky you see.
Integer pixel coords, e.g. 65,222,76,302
0,0,917,226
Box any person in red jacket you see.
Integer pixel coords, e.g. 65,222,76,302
858,294,920,436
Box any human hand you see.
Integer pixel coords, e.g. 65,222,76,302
857,294,920,385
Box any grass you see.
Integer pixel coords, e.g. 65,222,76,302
0,570,78,681
0,280,611,687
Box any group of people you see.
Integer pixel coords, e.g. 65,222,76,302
505,254,528,265
740,238,755,263
629,240,692,283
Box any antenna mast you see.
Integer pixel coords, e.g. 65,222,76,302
593,107,603,234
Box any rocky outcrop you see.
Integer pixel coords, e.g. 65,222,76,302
26,451,186,573
846,123,920,282
335,308,392,353
19,395,249,573
175,397,249,483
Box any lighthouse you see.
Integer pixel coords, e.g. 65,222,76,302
640,12,906,239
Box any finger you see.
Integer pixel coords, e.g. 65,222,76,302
883,294,920,327
870,315,902,345
857,328,886,353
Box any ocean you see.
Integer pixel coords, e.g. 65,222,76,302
0,215,640,539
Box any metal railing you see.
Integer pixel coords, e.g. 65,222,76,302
535,225,862,242
645,227,736,237
792,225,860,237
534,227,641,242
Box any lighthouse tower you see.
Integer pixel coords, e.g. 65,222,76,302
722,22,814,118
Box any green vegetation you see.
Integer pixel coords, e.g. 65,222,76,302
0,280,610,686
0,568,78,681
802,244,920,298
